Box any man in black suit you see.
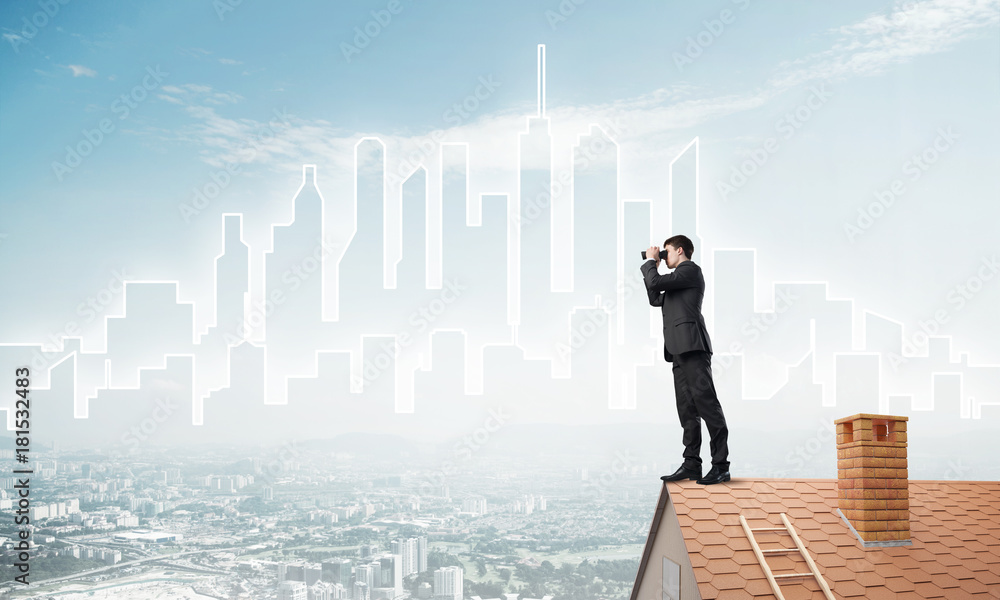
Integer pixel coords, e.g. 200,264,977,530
642,234,730,485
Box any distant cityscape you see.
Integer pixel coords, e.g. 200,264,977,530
0,440,657,599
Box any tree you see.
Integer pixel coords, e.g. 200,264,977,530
466,579,503,598
557,562,574,578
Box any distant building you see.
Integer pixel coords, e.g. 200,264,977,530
355,563,375,589
353,581,370,600
277,580,307,600
333,506,358,520
391,537,421,577
166,468,181,484
417,535,428,572
115,514,139,527
376,553,402,597
307,580,342,600
462,496,487,515
142,501,164,517
321,557,352,585
514,495,534,515
112,530,182,544
279,562,306,583
304,563,322,586
55,546,120,565
433,566,463,600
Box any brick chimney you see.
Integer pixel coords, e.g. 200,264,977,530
835,413,911,547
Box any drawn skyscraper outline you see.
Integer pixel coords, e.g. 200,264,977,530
2,44,998,436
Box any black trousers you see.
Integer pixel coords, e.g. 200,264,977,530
671,350,729,470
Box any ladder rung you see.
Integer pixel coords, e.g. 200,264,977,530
741,513,837,600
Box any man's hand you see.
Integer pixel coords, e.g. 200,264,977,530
646,246,660,263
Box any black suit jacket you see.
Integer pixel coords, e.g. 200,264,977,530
641,259,713,362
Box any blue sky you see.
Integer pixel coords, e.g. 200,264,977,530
1,0,999,366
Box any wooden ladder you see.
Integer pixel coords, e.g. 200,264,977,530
739,512,836,600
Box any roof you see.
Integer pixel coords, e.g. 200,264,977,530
631,478,1000,599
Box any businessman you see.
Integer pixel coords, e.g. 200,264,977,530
642,235,730,485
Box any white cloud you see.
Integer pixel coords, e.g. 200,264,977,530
204,91,244,105
157,94,186,105
163,103,301,170
67,64,97,77
178,47,212,59
219,58,243,65
70,32,115,51
770,0,1000,89
157,84,244,107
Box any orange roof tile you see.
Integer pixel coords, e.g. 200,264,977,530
630,479,1000,600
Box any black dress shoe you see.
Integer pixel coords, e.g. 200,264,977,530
696,466,731,485
660,465,702,482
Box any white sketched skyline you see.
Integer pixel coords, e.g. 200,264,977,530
1,43,997,443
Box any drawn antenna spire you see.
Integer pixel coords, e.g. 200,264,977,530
537,44,546,118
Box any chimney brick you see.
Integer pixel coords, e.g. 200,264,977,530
835,413,910,546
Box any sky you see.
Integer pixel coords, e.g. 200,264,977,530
1,0,998,392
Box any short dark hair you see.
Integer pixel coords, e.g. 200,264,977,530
663,235,694,259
